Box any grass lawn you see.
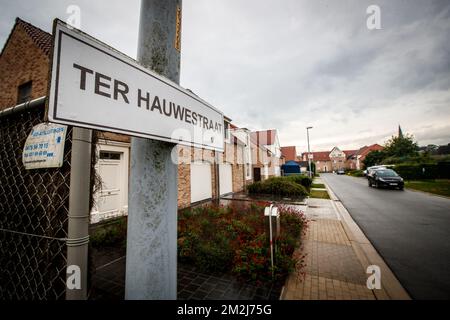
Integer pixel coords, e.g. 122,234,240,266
404,179,450,197
311,183,325,189
309,189,330,199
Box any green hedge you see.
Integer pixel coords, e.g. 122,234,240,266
346,170,364,177
394,162,450,180
285,175,313,189
90,217,127,248
247,177,308,197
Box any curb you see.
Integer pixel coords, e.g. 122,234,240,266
323,180,411,300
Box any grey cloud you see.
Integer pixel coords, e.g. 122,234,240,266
1,0,449,151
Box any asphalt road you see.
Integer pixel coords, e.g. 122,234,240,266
321,173,450,300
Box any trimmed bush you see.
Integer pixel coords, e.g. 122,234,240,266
346,170,364,177
286,175,313,189
247,177,308,197
90,217,127,248
394,162,450,180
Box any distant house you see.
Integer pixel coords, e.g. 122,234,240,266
301,147,354,172
302,151,332,173
349,144,384,170
250,129,283,180
301,144,382,172
281,146,297,162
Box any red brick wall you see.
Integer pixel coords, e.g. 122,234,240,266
0,25,49,110
176,143,246,208
232,164,244,192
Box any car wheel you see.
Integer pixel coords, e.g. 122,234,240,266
399,187,404,191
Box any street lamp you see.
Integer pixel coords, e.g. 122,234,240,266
306,126,313,178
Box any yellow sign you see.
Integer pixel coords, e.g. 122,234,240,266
175,5,182,52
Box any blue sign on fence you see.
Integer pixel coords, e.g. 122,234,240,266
22,123,68,169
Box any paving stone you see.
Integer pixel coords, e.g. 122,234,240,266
178,290,194,300
304,219,351,246
281,198,378,300
191,290,209,300
192,276,209,286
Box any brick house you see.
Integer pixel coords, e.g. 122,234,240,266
0,18,248,219
280,146,297,162
177,117,247,208
229,127,254,186
346,144,384,170
302,147,357,173
302,151,332,173
250,129,283,181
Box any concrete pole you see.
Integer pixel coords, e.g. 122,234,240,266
66,127,92,300
125,0,181,300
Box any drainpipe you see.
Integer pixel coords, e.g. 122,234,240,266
66,127,92,300
215,150,220,203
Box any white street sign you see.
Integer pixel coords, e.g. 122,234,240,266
47,20,224,151
22,123,68,169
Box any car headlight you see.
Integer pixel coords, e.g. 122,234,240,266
379,178,386,182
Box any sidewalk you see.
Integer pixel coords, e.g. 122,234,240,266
282,176,410,300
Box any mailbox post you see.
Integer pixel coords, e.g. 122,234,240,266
265,204,280,277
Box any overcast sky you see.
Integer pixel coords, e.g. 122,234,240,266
1,0,449,152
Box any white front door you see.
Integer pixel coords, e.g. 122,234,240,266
190,162,212,203
219,163,233,196
91,144,129,223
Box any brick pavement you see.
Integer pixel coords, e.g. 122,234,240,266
282,196,376,300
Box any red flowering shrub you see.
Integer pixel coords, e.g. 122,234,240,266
178,202,307,283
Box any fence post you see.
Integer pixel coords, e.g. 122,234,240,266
66,127,92,300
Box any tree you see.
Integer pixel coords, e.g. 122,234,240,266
363,150,387,168
384,134,419,158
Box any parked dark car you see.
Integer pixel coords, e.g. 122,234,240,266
368,168,404,190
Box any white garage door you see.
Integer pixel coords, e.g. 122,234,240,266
190,162,212,203
91,144,129,223
219,163,233,196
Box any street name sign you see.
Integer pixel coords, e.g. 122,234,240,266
47,20,224,151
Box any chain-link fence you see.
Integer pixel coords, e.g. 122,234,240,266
0,103,72,300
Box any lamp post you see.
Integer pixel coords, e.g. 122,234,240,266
306,126,313,178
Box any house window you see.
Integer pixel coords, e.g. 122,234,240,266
100,151,121,160
17,81,32,104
